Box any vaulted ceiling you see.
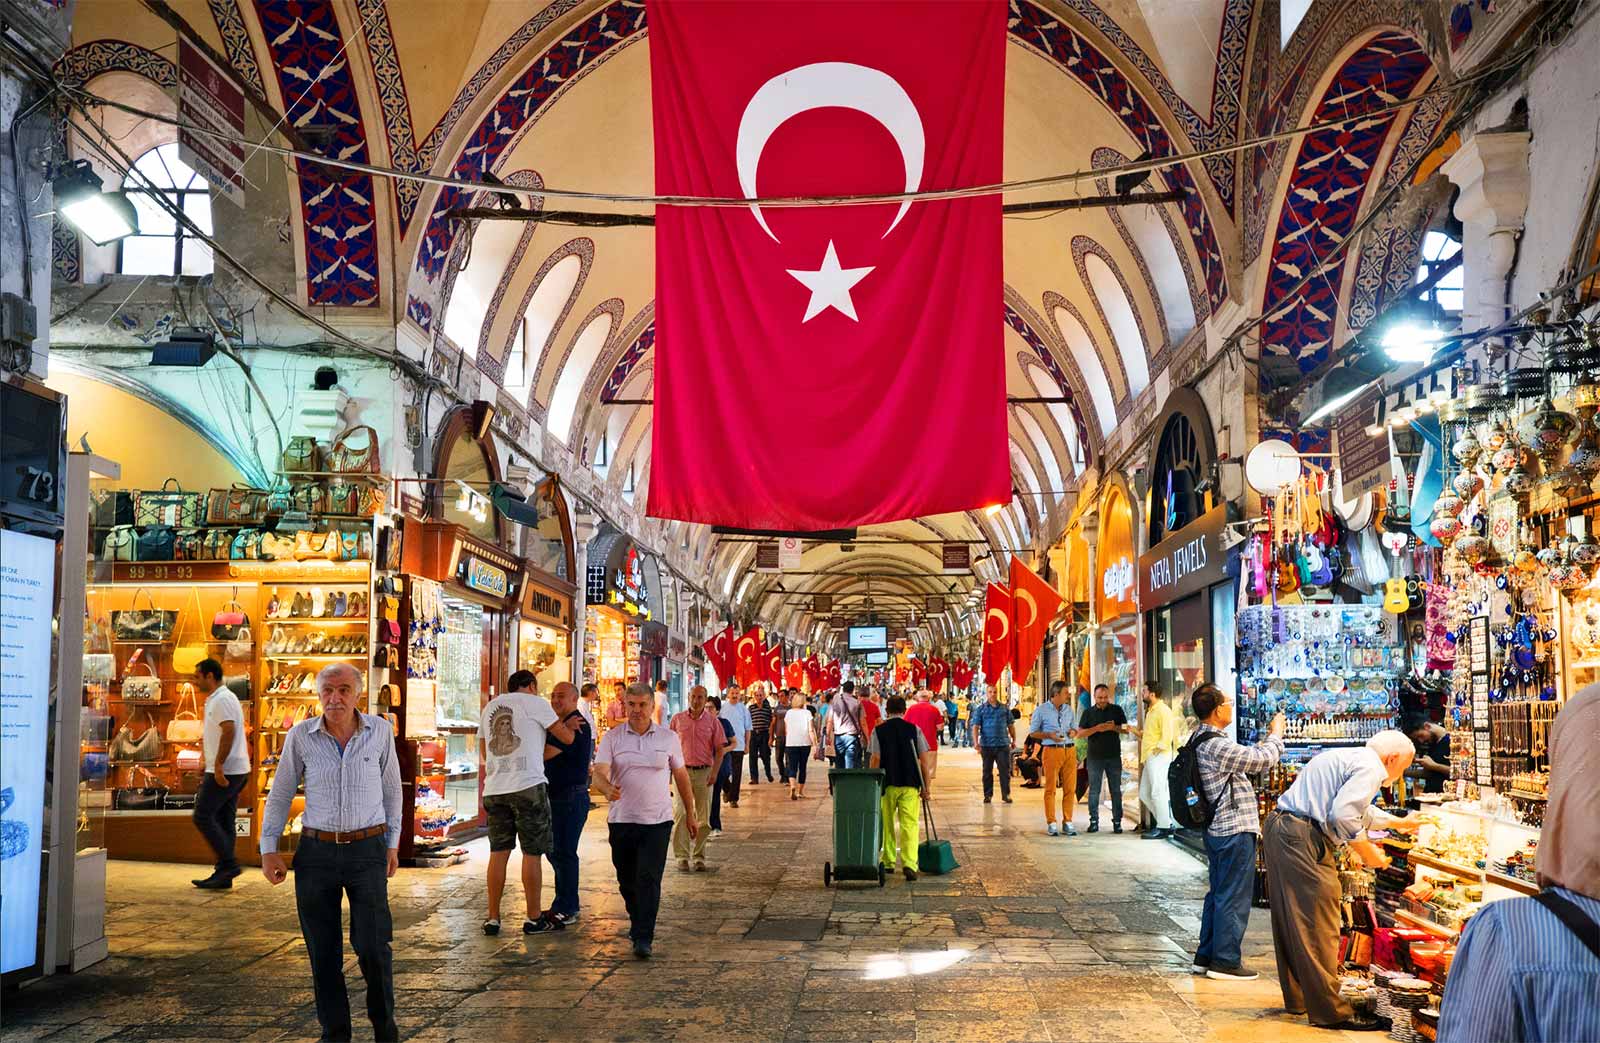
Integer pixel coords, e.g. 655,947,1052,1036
60,0,1446,645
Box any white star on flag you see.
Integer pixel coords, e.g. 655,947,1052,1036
786,240,875,322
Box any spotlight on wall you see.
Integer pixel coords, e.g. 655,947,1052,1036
1302,364,1376,425
53,160,139,245
150,326,217,367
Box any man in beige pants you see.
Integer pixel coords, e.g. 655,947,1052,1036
669,685,726,871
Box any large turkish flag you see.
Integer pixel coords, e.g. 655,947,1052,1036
981,582,1013,683
647,0,1008,530
734,627,763,688
701,624,736,687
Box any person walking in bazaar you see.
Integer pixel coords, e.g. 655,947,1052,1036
869,694,935,881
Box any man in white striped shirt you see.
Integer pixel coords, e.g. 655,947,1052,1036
261,663,402,1043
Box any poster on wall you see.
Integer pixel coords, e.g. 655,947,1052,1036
1,529,56,976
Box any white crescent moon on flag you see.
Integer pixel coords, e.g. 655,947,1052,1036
736,62,925,243
737,636,755,659
986,607,1009,642
1017,590,1038,629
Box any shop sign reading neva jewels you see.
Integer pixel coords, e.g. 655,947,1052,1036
1138,505,1229,610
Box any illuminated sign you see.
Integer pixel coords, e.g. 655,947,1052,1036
461,555,509,597
1101,556,1135,603
1137,505,1229,610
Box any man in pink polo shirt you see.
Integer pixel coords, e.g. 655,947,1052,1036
593,683,700,959
669,685,727,872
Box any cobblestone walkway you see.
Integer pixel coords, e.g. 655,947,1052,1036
3,749,1373,1042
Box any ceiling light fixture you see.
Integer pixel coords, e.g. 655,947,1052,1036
53,159,139,245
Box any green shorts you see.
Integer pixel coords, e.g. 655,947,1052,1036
483,784,553,854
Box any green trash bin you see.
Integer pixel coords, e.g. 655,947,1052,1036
824,768,886,887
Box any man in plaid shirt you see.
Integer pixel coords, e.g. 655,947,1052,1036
1188,683,1284,982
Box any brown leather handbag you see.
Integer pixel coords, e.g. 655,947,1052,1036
329,425,380,477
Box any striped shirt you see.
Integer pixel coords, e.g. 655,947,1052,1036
1193,725,1283,837
260,712,402,854
1437,887,1600,1043
749,700,773,735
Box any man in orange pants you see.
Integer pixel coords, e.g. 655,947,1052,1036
1027,680,1079,836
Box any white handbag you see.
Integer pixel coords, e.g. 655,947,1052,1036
166,683,205,744
121,660,162,703
225,622,253,661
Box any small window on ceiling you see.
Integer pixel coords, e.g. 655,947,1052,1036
503,320,530,395
1416,231,1463,316
119,143,214,277
1280,0,1313,47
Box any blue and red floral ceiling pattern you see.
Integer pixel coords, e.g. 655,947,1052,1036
1258,30,1432,381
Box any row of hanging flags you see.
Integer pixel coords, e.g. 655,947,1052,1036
646,0,1010,530
700,623,981,694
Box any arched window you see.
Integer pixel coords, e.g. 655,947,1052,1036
1084,255,1150,398
547,312,614,444
1416,231,1463,316
119,143,214,276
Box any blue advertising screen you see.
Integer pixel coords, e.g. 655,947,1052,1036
1,529,55,975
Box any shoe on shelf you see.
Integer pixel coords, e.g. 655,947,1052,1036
678,859,691,872
524,916,560,934
1047,822,1060,836
1205,965,1259,981
482,919,500,936
1141,829,1166,840
632,940,653,960
903,867,918,881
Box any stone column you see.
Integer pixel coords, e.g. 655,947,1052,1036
571,508,598,687
1441,132,1531,332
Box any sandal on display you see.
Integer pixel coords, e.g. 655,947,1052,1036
310,587,326,618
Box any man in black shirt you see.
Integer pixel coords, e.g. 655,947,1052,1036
868,694,935,881
1403,713,1451,794
1077,684,1130,833
542,681,593,927
747,686,775,784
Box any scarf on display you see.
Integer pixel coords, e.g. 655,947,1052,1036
1538,684,1600,899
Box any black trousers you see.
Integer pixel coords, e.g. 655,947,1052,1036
979,745,1012,799
192,772,248,872
748,731,773,782
292,836,397,1043
609,821,673,944
722,752,744,804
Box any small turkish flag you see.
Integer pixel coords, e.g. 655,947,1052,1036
701,625,736,687
952,658,974,690
763,643,783,686
982,582,1013,683
734,627,763,688
805,655,823,691
647,0,1009,529
1009,558,1064,687
784,659,805,689
826,660,842,688
910,658,926,687
929,656,949,693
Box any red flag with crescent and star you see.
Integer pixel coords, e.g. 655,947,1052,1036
701,624,737,687
910,658,926,688
805,654,823,692
826,659,842,688
784,659,805,689
763,643,784,686
734,627,763,688
646,0,1009,529
952,658,974,690
1009,558,1064,687
928,656,949,693
981,582,1013,683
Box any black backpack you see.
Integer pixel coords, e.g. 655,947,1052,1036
1169,730,1225,830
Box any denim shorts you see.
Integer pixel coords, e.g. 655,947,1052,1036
483,784,553,854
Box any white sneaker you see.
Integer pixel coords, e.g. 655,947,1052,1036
711,829,723,837
1047,822,1060,836
1206,965,1259,981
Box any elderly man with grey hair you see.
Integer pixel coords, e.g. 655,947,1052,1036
260,662,402,1043
1262,730,1424,1032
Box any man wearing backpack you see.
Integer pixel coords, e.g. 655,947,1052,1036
1180,683,1284,981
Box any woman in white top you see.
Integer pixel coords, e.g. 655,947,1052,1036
782,691,816,800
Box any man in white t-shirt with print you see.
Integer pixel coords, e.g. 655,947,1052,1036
192,658,252,889
478,670,576,936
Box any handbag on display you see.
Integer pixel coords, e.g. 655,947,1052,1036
91,488,134,528
380,619,402,644
260,532,297,561
163,789,198,809
121,657,163,703
102,525,137,562
170,590,208,675
136,526,176,561
201,528,234,560
83,652,115,683
113,786,167,810
337,531,364,561
173,529,204,560
289,482,325,515
329,425,381,477
110,709,163,761
282,436,321,476
134,478,205,529
230,529,263,560
211,599,250,640
206,486,269,526
223,673,251,701
294,530,339,561
266,483,293,517
81,751,110,783
224,622,253,661
82,699,114,742
167,684,205,743
111,590,177,642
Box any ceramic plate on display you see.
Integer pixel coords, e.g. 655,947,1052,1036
1327,676,1347,693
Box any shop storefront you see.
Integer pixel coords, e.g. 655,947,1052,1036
518,569,574,694
582,525,661,726
1092,479,1140,826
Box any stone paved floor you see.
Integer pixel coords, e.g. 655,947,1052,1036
3,748,1377,1042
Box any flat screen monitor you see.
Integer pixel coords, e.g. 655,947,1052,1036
864,650,889,665
847,625,887,651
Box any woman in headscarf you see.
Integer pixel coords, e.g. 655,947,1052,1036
1438,684,1600,1042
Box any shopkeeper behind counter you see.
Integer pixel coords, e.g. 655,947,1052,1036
1261,733,1423,1032
1402,713,1451,795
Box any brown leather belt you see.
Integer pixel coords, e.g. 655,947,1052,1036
303,825,385,844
